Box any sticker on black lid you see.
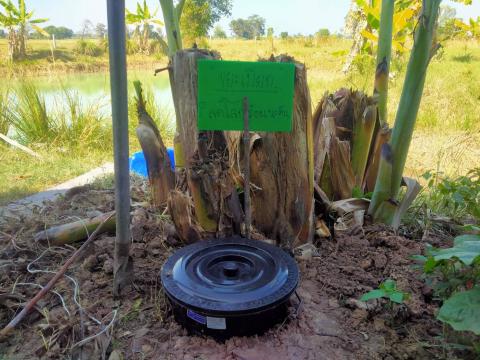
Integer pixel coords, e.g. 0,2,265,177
207,316,226,330
187,309,206,325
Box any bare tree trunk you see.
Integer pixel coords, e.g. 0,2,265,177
168,48,243,237
18,23,26,59
166,50,313,248
246,56,313,248
7,28,19,61
142,24,150,54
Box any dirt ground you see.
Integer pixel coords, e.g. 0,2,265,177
0,183,471,359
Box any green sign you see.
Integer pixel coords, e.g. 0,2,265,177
197,60,295,132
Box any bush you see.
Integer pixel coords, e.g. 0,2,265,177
213,25,227,39
74,39,103,57
126,38,139,55
422,169,480,222
54,89,112,150
44,25,74,39
149,38,168,56
6,83,54,144
414,232,480,337
316,28,330,37
99,38,109,53
6,83,111,149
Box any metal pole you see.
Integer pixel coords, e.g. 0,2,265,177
106,0,131,295
242,97,251,239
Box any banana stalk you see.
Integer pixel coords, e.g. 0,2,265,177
364,0,394,192
159,0,185,167
374,0,394,126
351,104,376,186
159,0,183,56
369,0,441,223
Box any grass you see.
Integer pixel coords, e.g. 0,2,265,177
0,37,478,205
207,38,480,132
4,83,112,147
206,38,480,182
0,144,112,204
0,88,9,134
0,80,172,205
0,38,165,76
5,82,53,144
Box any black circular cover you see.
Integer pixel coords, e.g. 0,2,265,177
161,236,299,315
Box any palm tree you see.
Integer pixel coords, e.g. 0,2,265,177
0,0,48,60
125,0,163,54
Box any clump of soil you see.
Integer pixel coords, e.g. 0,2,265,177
0,184,469,359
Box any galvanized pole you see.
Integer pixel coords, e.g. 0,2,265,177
106,0,131,296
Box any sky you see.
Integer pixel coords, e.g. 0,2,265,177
30,0,480,36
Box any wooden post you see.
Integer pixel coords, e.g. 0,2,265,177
243,97,251,239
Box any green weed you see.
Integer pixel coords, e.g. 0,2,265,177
360,279,410,305
413,233,480,337
420,168,480,223
73,39,103,57
6,82,54,144
5,82,112,149
54,88,112,149
120,298,143,325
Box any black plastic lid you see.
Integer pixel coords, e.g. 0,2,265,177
161,236,299,316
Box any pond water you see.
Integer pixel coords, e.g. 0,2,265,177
12,69,175,123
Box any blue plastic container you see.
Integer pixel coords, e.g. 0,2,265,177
129,148,175,177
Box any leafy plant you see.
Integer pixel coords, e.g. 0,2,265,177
213,25,227,39
360,279,410,304
432,234,480,266
120,298,143,324
229,14,266,39
357,0,420,55
126,0,164,54
54,89,111,149
6,82,53,144
0,0,48,60
180,0,211,45
421,168,480,222
454,17,480,40
437,287,480,335
415,233,480,335
368,0,441,226
6,82,112,149
419,234,480,297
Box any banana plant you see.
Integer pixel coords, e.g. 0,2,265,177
0,0,48,60
125,0,165,54
357,0,421,55
454,17,480,39
368,0,441,226
362,0,394,192
159,0,184,56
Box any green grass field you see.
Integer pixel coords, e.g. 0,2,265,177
0,37,479,205
0,38,162,75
